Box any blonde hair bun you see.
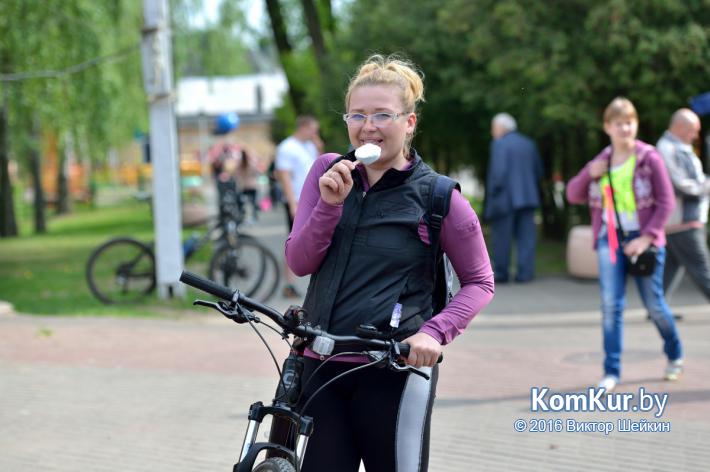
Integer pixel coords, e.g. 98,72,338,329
345,54,425,113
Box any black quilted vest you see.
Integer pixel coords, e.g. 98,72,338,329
301,152,441,340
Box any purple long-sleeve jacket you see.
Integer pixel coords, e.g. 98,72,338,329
285,154,494,345
566,140,675,249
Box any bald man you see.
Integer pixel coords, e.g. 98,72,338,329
656,108,710,303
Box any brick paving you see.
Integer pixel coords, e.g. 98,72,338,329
1,207,710,471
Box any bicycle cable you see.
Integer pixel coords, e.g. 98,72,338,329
298,359,381,417
257,319,293,349
246,317,293,404
294,351,378,406
256,319,304,404
293,358,383,472
273,351,371,470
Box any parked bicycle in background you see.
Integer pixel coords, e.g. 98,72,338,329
86,186,280,305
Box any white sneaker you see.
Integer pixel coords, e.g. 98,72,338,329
664,359,683,381
598,376,618,393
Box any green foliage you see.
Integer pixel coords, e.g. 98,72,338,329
170,0,255,78
1,0,147,168
307,0,710,174
300,0,710,236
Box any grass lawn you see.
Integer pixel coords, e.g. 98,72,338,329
0,192,569,317
0,196,211,316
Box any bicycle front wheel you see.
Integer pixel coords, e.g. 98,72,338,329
86,237,156,304
208,237,269,299
252,458,295,472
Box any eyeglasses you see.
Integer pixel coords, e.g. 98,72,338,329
342,112,404,128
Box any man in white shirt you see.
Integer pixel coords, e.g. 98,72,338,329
275,115,322,298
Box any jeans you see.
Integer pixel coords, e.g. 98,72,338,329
596,233,683,379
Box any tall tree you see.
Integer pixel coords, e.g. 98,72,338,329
0,86,17,236
301,0,327,73
0,0,146,235
170,0,255,78
264,0,308,114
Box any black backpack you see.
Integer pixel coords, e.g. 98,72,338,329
426,175,460,315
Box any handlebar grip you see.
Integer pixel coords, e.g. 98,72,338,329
396,343,444,364
180,270,236,301
398,343,410,358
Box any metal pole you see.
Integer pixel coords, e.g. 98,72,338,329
141,0,185,298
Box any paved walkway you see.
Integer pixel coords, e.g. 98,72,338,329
1,207,710,471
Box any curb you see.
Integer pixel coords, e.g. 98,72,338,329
0,301,16,317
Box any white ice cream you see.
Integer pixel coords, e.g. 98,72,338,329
354,143,382,165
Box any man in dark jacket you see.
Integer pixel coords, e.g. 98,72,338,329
484,113,543,283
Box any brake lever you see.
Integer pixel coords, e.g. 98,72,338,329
193,299,260,324
388,361,431,381
193,299,224,311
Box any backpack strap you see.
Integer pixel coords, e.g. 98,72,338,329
427,175,459,314
427,174,459,254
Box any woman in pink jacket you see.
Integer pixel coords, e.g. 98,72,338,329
566,97,683,393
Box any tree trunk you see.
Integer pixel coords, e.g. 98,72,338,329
264,0,306,114
318,0,334,34
29,117,46,233
55,139,70,214
82,139,96,208
301,0,327,73
0,86,18,237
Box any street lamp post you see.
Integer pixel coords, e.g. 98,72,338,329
140,0,184,299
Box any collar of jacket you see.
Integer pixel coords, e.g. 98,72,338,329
661,130,695,153
351,148,424,193
595,139,654,164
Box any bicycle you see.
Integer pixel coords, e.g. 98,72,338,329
85,212,280,305
179,270,441,472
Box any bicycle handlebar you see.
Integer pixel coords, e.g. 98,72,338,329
179,270,421,359
180,270,236,302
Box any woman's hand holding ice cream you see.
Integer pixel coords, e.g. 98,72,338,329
319,145,381,205
319,160,357,205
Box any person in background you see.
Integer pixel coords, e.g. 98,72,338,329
656,108,710,306
484,113,543,283
207,112,246,221
234,149,265,223
274,115,322,298
566,97,683,393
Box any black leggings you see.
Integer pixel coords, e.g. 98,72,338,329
298,357,438,472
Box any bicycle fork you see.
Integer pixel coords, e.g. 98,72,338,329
235,402,313,471
235,353,312,471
